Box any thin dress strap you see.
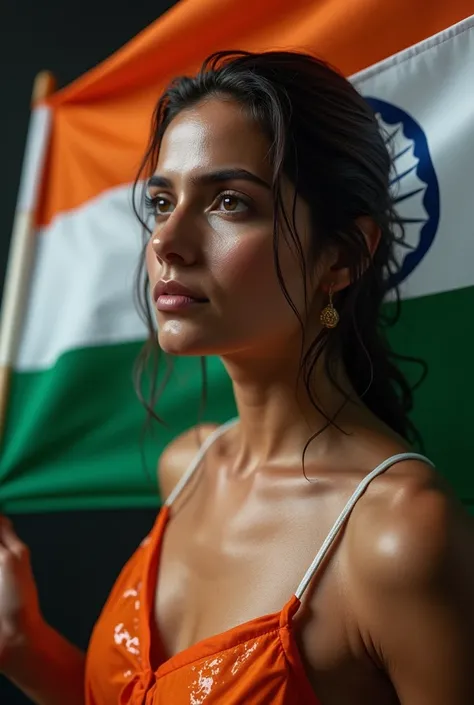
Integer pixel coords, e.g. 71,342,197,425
164,418,239,507
294,452,435,600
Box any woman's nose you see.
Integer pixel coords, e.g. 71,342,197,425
150,213,198,266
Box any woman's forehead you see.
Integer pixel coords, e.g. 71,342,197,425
156,98,272,180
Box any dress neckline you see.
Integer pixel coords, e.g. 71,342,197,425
138,504,318,693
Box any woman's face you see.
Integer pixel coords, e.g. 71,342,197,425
145,96,319,359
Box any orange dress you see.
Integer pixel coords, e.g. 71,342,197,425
85,421,432,704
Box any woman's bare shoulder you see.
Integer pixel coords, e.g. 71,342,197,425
343,452,474,612
343,458,474,702
157,423,220,501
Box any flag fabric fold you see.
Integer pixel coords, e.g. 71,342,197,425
1,0,473,513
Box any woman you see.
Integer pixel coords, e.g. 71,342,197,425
0,50,473,705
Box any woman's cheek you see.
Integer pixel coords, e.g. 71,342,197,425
207,223,278,294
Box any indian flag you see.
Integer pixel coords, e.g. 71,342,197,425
1,0,473,514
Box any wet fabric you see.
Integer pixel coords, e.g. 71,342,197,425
85,421,432,703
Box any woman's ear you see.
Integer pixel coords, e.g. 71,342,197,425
356,215,381,259
319,216,381,294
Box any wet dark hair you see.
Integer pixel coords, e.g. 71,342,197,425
132,50,425,447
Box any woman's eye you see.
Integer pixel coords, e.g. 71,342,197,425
154,197,175,215
145,192,249,219
217,194,248,213
146,195,175,217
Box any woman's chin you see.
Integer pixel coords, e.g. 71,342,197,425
157,331,213,357
157,321,195,355
157,320,244,357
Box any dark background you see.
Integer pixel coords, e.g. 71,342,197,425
1,1,178,701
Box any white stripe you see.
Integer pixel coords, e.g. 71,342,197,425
16,185,147,371
353,15,474,300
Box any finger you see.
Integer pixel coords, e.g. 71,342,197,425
0,521,27,559
0,516,12,547
0,542,15,568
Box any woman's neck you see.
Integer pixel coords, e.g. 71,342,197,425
221,351,362,472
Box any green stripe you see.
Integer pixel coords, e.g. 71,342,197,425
387,285,474,501
1,285,472,513
0,344,235,512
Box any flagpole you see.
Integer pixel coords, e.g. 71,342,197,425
0,71,56,447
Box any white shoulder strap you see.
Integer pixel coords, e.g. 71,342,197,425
165,418,239,507
294,452,435,600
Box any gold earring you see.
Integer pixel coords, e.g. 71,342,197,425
320,285,339,329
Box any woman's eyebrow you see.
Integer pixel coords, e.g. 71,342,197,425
148,168,271,191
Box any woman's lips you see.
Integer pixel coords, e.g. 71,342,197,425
155,294,208,311
153,280,208,311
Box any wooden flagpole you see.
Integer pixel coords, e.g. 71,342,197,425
0,71,56,448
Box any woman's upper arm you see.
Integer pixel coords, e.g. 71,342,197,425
352,474,474,704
